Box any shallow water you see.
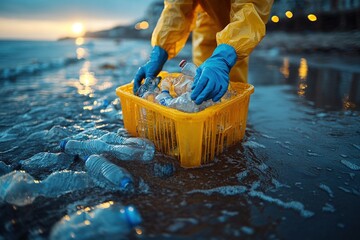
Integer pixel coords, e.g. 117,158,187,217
0,39,359,239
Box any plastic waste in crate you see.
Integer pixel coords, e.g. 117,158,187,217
116,71,254,168
137,60,229,113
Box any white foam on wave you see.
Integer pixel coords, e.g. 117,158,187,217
322,203,336,213
241,226,254,235
188,183,314,218
243,141,266,149
248,190,315,218
352,144,360,151
340,160,360,170
260,134,276,139
188,185,247,196
272,178,291,189
319,183,334,198
338,186,351,193
0,57,81,80
236,170,249,182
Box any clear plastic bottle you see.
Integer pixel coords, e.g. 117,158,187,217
198,99,217,111
100,103,122,121
20,152,74,177
0,170,40,206
135,76,161,97
173,75,193,96
60,139,155,161
173,60,197,96
141,77,161,102
142,90,159,103
220,86,237,102
71,127,108,141
168,92,200,113
155,79,173,106
50,202,142,240
99,132,155,149
155,90,173,106
92,98,110,110
41,170,94,197
84,155,133,191
0,170,92,206
179,59,197,77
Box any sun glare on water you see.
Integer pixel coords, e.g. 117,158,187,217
72,22,84,35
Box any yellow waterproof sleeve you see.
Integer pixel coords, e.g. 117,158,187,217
151,0,197,59
216,0,274,60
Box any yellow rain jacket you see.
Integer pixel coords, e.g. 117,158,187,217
152,0,273,83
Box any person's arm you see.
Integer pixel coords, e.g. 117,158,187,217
216,0,273,60
151,0,197,59
133,0,197,94
191,0,273,104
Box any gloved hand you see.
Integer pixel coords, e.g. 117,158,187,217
191,44,237,105
133,46,168,94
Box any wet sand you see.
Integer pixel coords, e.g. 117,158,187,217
0,38,359,239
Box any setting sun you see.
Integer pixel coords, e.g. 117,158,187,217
72,22,84,35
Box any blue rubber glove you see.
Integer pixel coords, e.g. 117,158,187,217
133,46,168,94
191,44,237,105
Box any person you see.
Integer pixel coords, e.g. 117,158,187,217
134,0,274,104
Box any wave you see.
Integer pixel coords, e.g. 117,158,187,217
0,57,84,80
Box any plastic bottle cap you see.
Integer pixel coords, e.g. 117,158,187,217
179,59,187,68
103,99,110,108
59,140,68,151
124,205,142,227
120,177,133,190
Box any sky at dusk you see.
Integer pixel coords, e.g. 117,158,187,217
0,0,154,40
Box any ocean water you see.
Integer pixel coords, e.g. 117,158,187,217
0,37,360,239
0,40,77,69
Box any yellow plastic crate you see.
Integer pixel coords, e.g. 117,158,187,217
116,72,254,168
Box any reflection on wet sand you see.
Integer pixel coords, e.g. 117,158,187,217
250,55,360,111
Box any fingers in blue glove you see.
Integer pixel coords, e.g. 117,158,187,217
191,68,202,90
208,82,222,101
213,85,228,102
191,74,208,101
191,76,218,105
195,79,220,104
133,67,145,94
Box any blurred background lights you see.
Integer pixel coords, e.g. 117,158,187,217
307,14,317,22
271,15,280,23
285,11,293,19
135,21,149,30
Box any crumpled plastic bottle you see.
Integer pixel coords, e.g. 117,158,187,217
0,170,93,206
50,201,142,240
135,76,161,98
60,138,155,162
168,92,200,113
173,60,197,96
155,77,173,106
